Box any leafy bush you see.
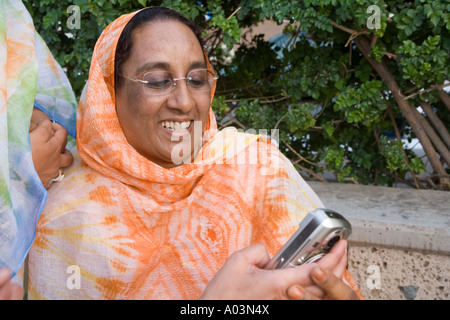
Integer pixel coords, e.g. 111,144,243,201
24,0,450,189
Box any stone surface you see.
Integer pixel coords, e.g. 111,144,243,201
347,244,450,300
307,181,450,299
308,181,450,253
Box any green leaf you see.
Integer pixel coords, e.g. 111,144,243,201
335,78,345,90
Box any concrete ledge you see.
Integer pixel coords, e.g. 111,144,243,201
347,244,450,299
308,181,450,299
308,181,450,254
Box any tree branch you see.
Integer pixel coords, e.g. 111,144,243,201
293,161,328,183
226,7,241,20
329,21,357,34
403,83,450,101
282,140,322,167
419,101,450,150
224,93,292,104
328,21,367,47
439,88,450,112
354,36,450,187
410,105,450,168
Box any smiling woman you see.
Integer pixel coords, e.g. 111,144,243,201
27,6,362,300
115,16,213,168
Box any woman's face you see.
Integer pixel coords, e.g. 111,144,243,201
115,20,211,168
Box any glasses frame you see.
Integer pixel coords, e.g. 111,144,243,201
120,68,219,96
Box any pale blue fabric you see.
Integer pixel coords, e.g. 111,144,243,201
0,0,77,277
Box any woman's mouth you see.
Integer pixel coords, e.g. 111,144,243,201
160,120,193,134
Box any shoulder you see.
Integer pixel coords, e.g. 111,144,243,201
43,147,123,217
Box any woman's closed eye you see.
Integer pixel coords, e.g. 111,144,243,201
144,73,172,89
187,70,209,88
187,77,208,88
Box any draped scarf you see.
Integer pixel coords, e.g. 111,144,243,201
0,0,76,277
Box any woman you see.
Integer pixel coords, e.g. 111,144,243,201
0,0,76,299
27,7,361,300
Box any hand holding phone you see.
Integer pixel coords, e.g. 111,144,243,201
265,208,352,270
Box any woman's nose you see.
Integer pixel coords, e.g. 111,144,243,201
166,79,195,113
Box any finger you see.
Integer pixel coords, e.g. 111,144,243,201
233,243,272,269
29,122,38,133
0,269,11,287
0,284,12,300
42,181,51,190
321,239,348,278
30,119,53,140
316,239,347,272
329,239,347,256
10,285,24,300
29,108,50,133
50,122,69,146
282,240,349,299
300,283,324,298
51,122,69,152
59,148,74,168
286,285,304,300
238,245,318,297
49,124,71,163
287,285,320,300
273,262,319,292
310,267,359,300
0,269,13,300
333,246,348,278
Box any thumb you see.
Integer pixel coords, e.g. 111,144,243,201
30,119,53,141
233,243,271,269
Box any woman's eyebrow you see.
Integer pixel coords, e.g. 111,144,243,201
135,62,170,75
135,61,207,75
189,61,208,69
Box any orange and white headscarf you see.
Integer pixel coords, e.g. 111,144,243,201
28,9,362,300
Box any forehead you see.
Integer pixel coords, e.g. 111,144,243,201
127,20,205,74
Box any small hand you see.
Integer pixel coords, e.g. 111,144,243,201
296,239,349,298
0,269,23,300
29,116,73,189
287,266,360,300
200,240,348,300
200,243,317,300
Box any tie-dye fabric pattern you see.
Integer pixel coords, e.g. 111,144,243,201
28,9,362,299
0,0,76,277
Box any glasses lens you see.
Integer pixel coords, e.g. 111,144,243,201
140,69,217,95
142,71,173,94
187,69,214,92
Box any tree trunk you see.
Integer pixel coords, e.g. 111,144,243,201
439,89,450,112
355,36,449,187
420,101,450,150
410,106,450,167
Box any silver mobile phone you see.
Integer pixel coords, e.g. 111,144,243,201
265,208,352,270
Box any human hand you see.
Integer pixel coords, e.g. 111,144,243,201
286,266,360,300
296,239,349,298
0,269,23,300
29,112,73,189
29,108,50,132
199,240,347,300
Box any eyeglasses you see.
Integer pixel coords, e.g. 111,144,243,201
121,68,219,95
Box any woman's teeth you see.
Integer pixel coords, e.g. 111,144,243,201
161,121,191,132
